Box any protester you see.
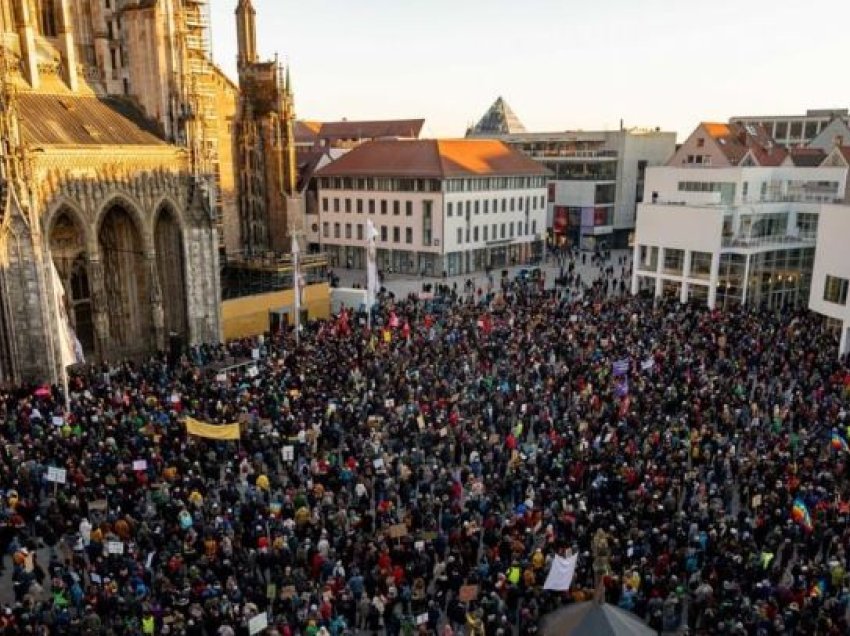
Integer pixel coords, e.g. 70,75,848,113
0,252,848,635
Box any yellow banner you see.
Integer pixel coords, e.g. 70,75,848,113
184,417,241,441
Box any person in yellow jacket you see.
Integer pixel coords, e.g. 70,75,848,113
507,562,521,585
142,612,155,635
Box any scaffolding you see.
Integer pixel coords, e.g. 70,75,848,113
221,253,330,300
179,0,225,248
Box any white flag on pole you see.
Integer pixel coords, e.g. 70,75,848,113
543,554,578,591
291,235,302,335
49,259,84,368
365,218,379,317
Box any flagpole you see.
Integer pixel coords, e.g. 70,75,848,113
292,235,301,346
62,364,70,415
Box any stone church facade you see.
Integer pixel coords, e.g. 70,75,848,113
0,0,233,384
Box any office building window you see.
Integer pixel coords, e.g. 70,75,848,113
502,199,507,212
509,222,514,237
381,225,388,241
406,228,413,244
484,200,489,214
393,227,400,243
492,224,497,238
345,223,352,239
824,275,849,305
532,220,537,235
322,222,329,238
345,198,352,213
393,201,400,216
473,226,479,241
483,225,489,241
690,251,712,279
457,228,463,244
333,222,341,239
357,224,364,240
381,200,388,215
333,198,340,212
357,199,363,213
474,201,480,215
447,202,453,217
405,201,413,216
510,198,515,212
322,197,328,212
663,248,685,275
369,200,375,214
500,223,506,238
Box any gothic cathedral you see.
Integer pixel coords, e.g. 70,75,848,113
0,0,235,384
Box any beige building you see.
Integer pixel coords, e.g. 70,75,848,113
0,0,237,384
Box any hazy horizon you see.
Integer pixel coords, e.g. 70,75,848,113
209,0,849,141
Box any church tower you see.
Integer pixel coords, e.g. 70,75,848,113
236,0,258,70
233,0,304,255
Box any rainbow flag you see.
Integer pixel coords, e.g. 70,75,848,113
831,431,849,453
791,498,813,532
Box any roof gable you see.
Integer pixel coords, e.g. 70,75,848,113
809,119,850,151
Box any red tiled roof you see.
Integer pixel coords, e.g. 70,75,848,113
786,147,826,167
318,119,424,141
316,139,549,179
699,121,780,166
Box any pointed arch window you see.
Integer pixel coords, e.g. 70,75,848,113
40,0,59,37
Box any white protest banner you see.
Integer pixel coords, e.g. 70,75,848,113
216,373,227,383
47,467,67,484
252,348,260,361
416,614,428,625
107,541,124,555
89,573,102,584
247,366,259,378
282,446,294,461
133,460,148,471
248,611,268,635
52,416,64,427
373,457,384,470
543,553,578,591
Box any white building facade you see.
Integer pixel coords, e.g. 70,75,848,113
809,205,850,357
632,164,847,309
479,129,676,250
314,139,548,276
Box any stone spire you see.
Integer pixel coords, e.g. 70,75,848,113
235,0,257,69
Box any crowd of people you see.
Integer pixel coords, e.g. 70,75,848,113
0,251,849,636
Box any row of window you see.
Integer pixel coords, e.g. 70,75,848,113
322,198,420,216
444,176,547,191
318,176,547,192
447,195,545,217
322,222,415,244
456,221,538,245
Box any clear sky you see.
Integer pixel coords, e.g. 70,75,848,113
209,0,849,140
